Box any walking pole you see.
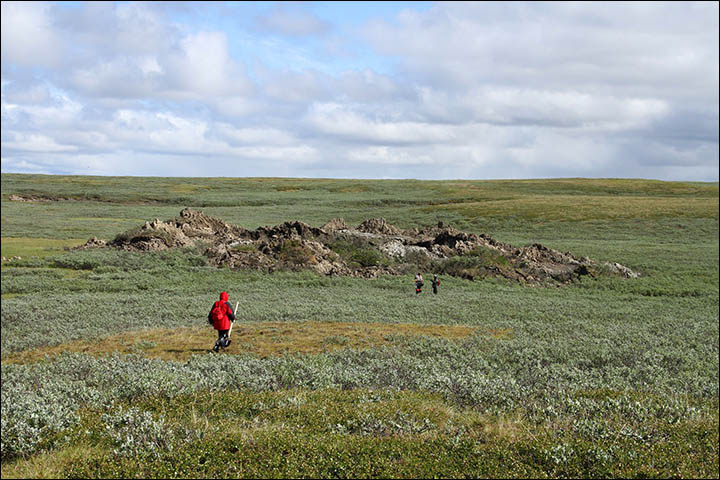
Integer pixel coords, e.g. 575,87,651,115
228,301,239,338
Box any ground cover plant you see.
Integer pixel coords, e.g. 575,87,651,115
1,173,718,478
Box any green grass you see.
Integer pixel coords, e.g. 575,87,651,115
2,390,717,478
0,238,86,260
3,174,717,239
1,173,718,478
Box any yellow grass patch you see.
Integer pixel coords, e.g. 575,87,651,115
431,195,718,221
444,178,718,196
488,327,514,339
3,321,478,364
0,444,106,479
1,237,86,259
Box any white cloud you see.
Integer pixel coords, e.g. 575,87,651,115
347,146,435,166
363,2,719,99
259,68,329,103
460,87,669,130
334,69,401,102
70,58,159,98
63,28,255,102
163,31,254,99
2,82,51,105
213,123,297,146
1,1,60,68
255,6,330,37
2,132,77,153
304,103,456,145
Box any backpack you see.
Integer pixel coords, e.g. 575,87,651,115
210,301,227,324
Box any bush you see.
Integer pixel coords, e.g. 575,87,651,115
328,239,390,268
430,246,511,279
403,249,431,270
466,245,510,267
431,256,486,279
102,407,174,458
277,240,317,267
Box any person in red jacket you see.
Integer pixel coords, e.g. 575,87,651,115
208,291,235,352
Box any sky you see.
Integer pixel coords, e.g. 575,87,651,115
1,1,718,181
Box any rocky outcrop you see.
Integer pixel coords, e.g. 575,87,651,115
80,208,638,284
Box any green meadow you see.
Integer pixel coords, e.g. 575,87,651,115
1,173,718,478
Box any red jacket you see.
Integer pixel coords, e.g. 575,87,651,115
209,291,235,330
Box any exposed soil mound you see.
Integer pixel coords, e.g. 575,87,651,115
78,208,638,284
106,208,249,251
321,218,349,232
357,218,403,236
8,194,69,202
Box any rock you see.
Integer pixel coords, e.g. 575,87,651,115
604,262,639,278
357,218,402,235
321,218,348,232
379,239,407,258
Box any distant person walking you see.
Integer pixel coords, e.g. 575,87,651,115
414,273,424,294
208,291,235,352
431,274,440,295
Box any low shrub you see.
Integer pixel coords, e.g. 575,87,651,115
328,239,390,268
102,407,175,458
276,240,317,267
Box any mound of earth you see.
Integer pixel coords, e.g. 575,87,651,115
8,193,70,202
77,208,638,284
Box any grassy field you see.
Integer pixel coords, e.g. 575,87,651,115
1,173,718,478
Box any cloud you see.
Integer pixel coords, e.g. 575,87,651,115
257,67,331,103
334,69,403,103
254,6,330,37
70,57,161,99
2,81,51,105
363,2,719,97
1,1,61,68
162,31,255,99
66,30,254,101
2,132,77,153
415,86,670,130
347,146,435,166
304,102,456,145
212,123,298,146
51,1,179,61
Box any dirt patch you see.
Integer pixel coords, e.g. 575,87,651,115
2,321,477,364
7,194,70,202
76,208,638,284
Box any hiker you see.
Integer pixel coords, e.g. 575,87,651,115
208,291,235,352
431,274,440,295
414,273,424,294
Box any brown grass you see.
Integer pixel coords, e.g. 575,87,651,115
3,321,478,364
488,328,514,340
